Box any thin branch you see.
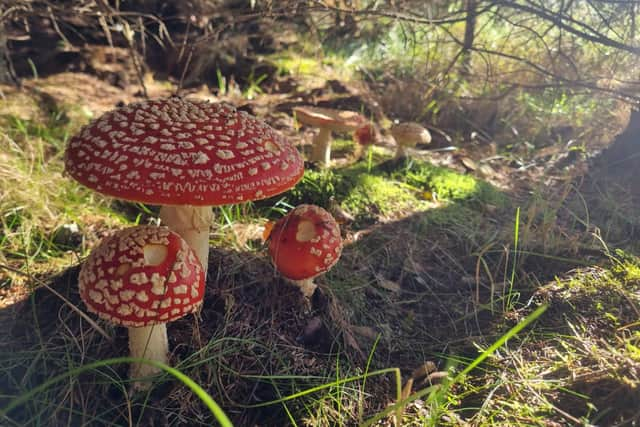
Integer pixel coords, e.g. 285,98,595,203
497,0,640,54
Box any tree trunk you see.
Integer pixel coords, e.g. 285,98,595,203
459,0,477,78
594,108,640,193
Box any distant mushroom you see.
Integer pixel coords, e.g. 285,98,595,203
65,97,304,279
79,225,204,388
391,122,432,159
293,106,372,167
353,122,379,167
354,122,377,147
267,204,343,301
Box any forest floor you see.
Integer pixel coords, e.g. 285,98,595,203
1,49,639,426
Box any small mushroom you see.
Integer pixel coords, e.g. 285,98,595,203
267,204,343,301
65,97,304,281
293,106,371,167
78,225,204,389
354,123,377,147
353,122,380,164
391,122,432,159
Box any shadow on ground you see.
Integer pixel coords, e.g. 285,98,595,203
1,188,604,426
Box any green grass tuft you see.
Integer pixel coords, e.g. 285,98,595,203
0,113,123,288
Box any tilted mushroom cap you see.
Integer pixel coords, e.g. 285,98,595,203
391,122,432,147
293,106,368,133
79,226,205,327
268,204,343,281
65,98,304,206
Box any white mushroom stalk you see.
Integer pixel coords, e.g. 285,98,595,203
128,325,169,381
310,127,333,167
294,278,318,300
159,205,213,276
294,106,370,168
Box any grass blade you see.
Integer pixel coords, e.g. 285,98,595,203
0,357,233,427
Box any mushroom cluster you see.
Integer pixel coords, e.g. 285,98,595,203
267,204,343,301
65,97,304,277
79,225,204,387
66,97,306,387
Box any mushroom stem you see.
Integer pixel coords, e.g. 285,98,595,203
128,324,168,388
310,127,332,167
394,144,409,159
159,205,212,275
294,278,317,300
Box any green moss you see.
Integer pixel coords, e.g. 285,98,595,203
270,53,321,76
393,160,506,206
611,250,640,283
331,137,356,157
269,157,505,227
558,251,640,297
284,169,340,209
341,173,424,221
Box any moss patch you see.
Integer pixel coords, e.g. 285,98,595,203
273,158,505,226
341,173,422,221
392,160,506,206
458,252,640,426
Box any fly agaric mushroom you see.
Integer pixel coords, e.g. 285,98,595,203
65,97,304,279
354,122,377,147
353,122,380,162
267,204,343,300
79,225,204,387
293,106,372,167
391,122,432,159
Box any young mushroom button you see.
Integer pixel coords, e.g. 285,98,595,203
390,122,432,159
65,98,304,279
268,204,343,300
79,225,204,389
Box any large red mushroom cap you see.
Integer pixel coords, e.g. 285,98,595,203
268,204,343,281
79,225,205,327
65,98,304,206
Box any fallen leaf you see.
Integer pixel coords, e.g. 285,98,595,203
262,220,274,241
411,361,437,381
